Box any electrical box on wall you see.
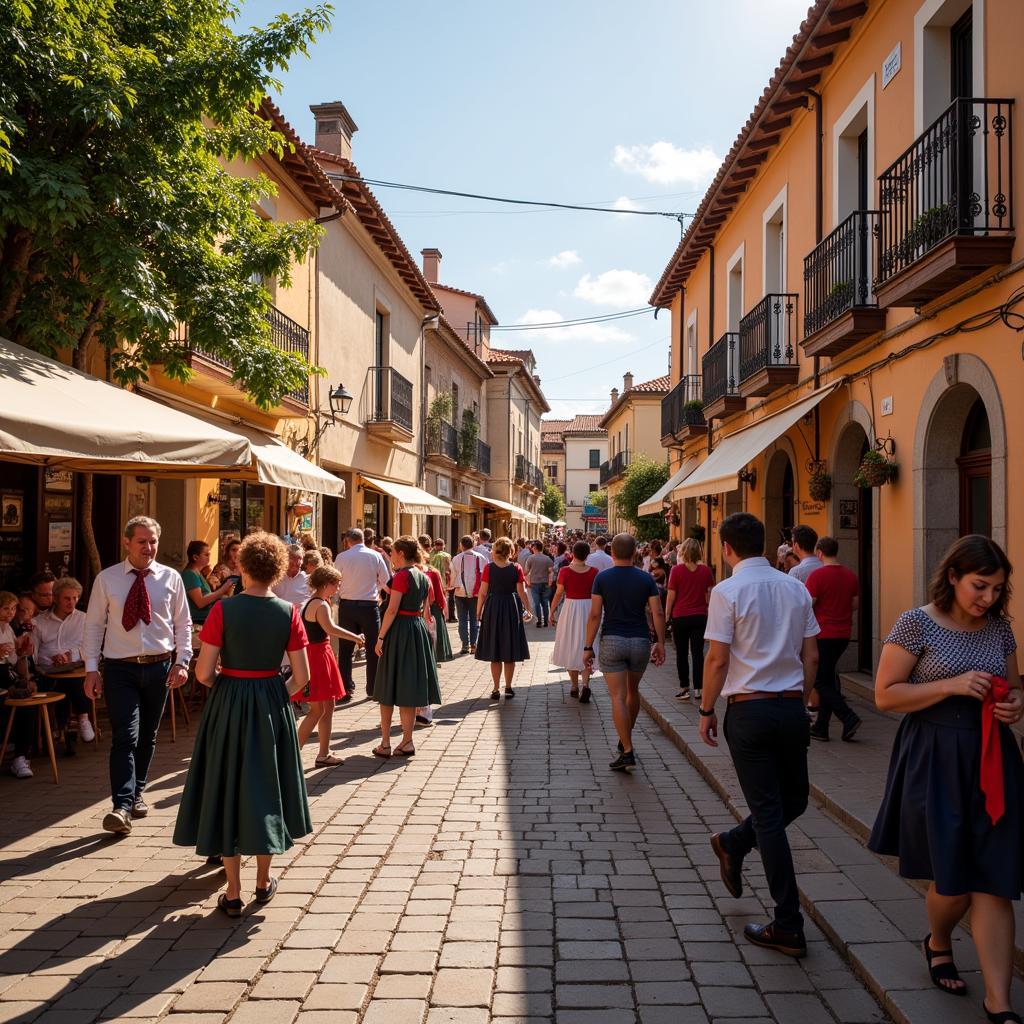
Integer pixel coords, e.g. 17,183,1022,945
880,396,893,416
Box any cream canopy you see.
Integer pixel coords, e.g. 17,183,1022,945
638,457,699,517
470,493,540,525
361,475,452,517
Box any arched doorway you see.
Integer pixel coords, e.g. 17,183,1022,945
957,397,991,536
764,450,795,557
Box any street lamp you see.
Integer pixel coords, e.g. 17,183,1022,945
328,382,353,419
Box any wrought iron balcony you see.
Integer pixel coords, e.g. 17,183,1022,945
599,449,631,486
515,454,544,491
876,97,1014,307
738,293,799,398
364,366,414,440
803,211,886,357
702,332,745,419
661,374,706,443
475,438,491,476
426,418,460,463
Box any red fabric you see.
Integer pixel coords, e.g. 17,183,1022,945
482,562,491,584
122,568,152,631
295,640,345,702
390,568,410,594
558,565,598,599
425,566,446,608
667,563,715,618
220,667,281,678
286,605,308,652
398,609,423,617
805,564,860,639
199,600,224,647
981,676,1011,825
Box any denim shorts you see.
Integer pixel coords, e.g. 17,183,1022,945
599,635,651,674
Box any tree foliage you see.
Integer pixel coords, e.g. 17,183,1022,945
613,455,669,541
540,482,565,522
0,0,333,407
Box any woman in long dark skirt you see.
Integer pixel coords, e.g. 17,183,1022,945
869,535,1024,1022
474,536,531,700
173,532,312,917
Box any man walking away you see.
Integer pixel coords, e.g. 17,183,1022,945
805,536,862,742
585,535,614,573
700,512,819,958
333,528,391,697
525,541,554,628
584,533,666,772
473,529,493,563
787,524,823,584
83,516,193,836
450,536,487,654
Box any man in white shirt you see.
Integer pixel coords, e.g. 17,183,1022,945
787,524,824,584
334,528,391,697
273,544,312,607
83,516,192,836
585,535,614,573
34,576,92,742
473,528,493,563
449,535,488,654
698,512,819,959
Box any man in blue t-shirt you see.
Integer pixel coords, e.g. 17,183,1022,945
584,533,666,771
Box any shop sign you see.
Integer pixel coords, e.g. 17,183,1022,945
839,499,859,531
800,500,826,516
43,468,73,492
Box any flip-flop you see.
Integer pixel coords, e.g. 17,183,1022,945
254,877,278,904
372,744,392,758
395,741,416,757
314,755,344,767
217,893,243,917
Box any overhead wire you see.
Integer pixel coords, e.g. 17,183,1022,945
490,307,654,331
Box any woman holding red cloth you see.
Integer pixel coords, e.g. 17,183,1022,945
869,536,1024,1022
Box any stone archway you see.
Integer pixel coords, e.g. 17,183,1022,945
913,354,1007,604
763,447,796,557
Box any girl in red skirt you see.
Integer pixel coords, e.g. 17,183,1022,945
295,565,365,767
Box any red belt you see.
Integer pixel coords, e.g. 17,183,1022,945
727,690,804,705
398,610,422,617
219,668,282,678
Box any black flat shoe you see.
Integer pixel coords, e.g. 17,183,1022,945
609,750,635,771
579,686,591,704
205,855,223,867
569,689,579,699
254,877,278,904
923,934,967,996
841,716,862,742
984,1005,1023,1023
504,688,515,699
710,833,744,899
809,728,829,742
217,893,244,917
744,922,806,958
490,690,500,700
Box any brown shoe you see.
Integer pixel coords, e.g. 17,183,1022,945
130,798,148,819
102,808,132,835
743,921,807,958
710,833,743,898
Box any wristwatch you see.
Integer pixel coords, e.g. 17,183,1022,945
583,646,594,652
698,706,715,717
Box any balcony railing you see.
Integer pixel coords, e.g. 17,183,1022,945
661,374,705,439
702,332,741,408
738,293,799,385
426,418,460,462
599,449,631,486
804,211,879,336
876,97,1014,291
515,454,544,490
366,366,414,433
475,439,491,476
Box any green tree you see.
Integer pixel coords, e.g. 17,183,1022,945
0,0,332,407
613,455,670,541
540,482,565,522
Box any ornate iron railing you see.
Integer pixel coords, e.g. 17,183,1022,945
702,332,740,408
661,374,705,437
599,449,631,486
475,439,491,476
738,293,799,383
366,366,414,432
876,97,1014,284
426,418,459,461
515,454,544,490
804,211,879,336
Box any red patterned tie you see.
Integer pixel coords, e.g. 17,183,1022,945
122,568,152,632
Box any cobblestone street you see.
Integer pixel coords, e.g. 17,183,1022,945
0,627,894,1024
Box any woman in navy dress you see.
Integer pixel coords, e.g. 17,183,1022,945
869,536,1023,1022
474,536,531,700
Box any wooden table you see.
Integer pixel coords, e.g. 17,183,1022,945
42,665,102,743
1,692,65,783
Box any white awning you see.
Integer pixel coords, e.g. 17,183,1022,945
221,422,344,497
674,384,840,500
470,493,539,524
0,336,250,473
638,457,699,517
553,520,567,527
539,514,555,527
363,475,451,516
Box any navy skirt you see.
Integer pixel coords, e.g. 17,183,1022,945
868,696,1024,899
475,593,530,664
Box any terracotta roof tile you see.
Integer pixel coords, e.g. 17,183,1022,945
565,414,605,433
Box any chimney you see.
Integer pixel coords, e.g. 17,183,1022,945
533,374,541,388
610,387,619,404
623,372,634,392
309,101,358,159
421,248,442,284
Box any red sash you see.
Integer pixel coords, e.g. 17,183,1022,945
981,676,1011,825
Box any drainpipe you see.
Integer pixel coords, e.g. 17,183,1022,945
808,89,824,460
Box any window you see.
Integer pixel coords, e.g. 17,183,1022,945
589,449,600,469
958,397,991,536
762,188,786,294
686,311,698,377
546,463,558,479
374,310,387,366
589,483,599,492
726,244,744,330
916,0,978,132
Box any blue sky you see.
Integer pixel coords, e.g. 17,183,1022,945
238,0,811,419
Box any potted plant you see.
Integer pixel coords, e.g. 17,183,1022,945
853,449,897,488
426,393,453,453
458,409,480,467
808,470,832,502
682,399,706,425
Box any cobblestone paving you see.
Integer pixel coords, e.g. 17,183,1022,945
0,627,890,1023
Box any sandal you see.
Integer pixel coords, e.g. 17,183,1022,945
922,934,967,996
254,877,278,904
504,688,515,699
217,893,244,918
314,754,344,767
984,1006,1023,1024
569,689,580,699
579,686,591,704
372,743,392,758
395,740,416,757
489,690,500,700
205,855,223,867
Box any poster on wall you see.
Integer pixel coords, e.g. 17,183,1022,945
1,494,23,531
298,513,313,532
44,468,73,493
48,521,72,553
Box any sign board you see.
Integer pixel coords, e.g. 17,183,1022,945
839,498,859,531
436,475,451,498
48,521,72,553
882,42,901,88
800,500,826,517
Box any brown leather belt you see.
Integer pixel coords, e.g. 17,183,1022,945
727,690,804,706
105,653,172,665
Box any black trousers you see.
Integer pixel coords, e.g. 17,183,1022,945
337,600,381,696
721,697,809,934
672,614,707,690
40,674,90,730
814,637,855,732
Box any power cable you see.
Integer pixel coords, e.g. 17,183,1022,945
489,308,654,331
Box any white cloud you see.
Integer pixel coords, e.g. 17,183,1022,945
573,269,653,308
513,308,635,345
612,196,642,212
612,141,721,188
546,249,582,269
545,398,609,420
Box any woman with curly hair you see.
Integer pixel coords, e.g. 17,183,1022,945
173,531,312,917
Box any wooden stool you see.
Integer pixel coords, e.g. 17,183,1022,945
48,667,102,745
1,692,65,783
164,684,191,742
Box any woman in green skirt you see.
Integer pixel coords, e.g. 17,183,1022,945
372,536,441,758
173,532,312,917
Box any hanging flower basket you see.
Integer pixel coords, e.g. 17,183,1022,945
808,471,832,502
853,450,898,488
687,523,706,543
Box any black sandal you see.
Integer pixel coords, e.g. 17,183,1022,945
254,877,278,904
579,686,591,704
922,934,967,996
490,690,500,700
205,855,223,867
569,689,579,699
504,688,515,699
984,1006,1023,1024
217,893,243,917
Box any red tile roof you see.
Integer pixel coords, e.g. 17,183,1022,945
598,374,670,428
430,282,499,326
565,414,605,434
485,349,550,412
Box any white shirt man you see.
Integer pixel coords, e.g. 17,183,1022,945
450,546,488,599
34,604,86,673
473,531,493,563
333,541,391,602
586,540,614,573
787,526,824,584
274,547,312,607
